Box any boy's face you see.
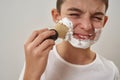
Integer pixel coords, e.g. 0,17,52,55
52,0,108,41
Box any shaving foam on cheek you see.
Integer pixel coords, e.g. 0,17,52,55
65,28,102,49
53,17,103,49
59,18,73,28
94,28,102,41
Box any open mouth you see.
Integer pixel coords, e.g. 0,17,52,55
73,33,94,40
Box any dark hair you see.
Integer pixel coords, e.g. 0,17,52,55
56,0,109,13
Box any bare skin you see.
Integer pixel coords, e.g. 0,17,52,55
24,29,56,80
56,41,96,65
23,0,108,80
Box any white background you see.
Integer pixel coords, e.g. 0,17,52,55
0,0,120,80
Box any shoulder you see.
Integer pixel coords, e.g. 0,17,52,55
98,55,118,69
98,55,120,79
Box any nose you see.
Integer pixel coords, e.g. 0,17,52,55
78,17,93,31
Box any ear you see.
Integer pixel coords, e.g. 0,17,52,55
51,9,61,23
103,16,108,27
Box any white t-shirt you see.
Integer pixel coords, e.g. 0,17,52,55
19,46,120,80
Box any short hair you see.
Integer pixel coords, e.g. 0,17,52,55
56,0,109,13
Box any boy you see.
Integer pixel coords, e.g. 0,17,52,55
19,0,120,80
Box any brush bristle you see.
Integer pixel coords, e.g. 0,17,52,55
53,23,69,39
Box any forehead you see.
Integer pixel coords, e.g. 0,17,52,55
61,0,106,13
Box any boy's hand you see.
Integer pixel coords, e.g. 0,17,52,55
24,28,55,80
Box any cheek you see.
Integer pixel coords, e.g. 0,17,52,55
93,22,104,29
67,18,80,27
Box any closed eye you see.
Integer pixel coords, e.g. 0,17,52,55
68,13,80,18
94,17,102,20
92,16,103,21
69,13,79,16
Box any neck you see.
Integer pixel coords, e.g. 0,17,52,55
56,41,96,65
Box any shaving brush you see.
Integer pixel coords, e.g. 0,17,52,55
48,18,73,40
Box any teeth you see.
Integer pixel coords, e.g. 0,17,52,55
88,34,93,37
79,35,88,39
76,33,94,40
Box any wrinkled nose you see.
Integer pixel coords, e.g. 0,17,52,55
78,17,93,31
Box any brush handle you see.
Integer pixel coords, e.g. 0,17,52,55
47,29,58,41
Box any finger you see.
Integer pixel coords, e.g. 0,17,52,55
38,45,54,57
34,39,55,56
39,39,55,51
30,30,56,48
42,45,54,56
25,28,48,45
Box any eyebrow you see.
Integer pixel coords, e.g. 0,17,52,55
94,12,105,16
67,7,105,16
67,7,83,13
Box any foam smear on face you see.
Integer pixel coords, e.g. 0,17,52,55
58,18,73,29
58,17,102,49
66,29,102,49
